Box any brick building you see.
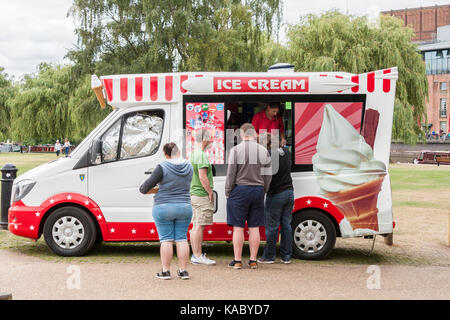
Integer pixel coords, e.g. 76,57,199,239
382,5,450,42
382,5,450,138
419,39,449,137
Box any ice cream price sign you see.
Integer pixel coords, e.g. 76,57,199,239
185,102,225,164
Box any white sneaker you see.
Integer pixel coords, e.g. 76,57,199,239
191,253,216,265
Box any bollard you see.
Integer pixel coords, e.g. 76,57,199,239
384,232,393,246
1,164,18,230
0,293,12,300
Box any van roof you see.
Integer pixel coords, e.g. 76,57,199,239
98,67,397,108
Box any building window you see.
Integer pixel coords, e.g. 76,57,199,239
440,121,447,133
440,82,447,91
424,50,450,75
440,98,447,117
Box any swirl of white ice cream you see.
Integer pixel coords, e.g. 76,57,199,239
312,104,386,193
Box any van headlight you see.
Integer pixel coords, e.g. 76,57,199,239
11,180,36,204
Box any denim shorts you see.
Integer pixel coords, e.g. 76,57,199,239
152,203,193,242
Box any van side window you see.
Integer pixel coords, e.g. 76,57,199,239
120,111,164,160
101,119,121,162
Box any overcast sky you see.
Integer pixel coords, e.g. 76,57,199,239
0,0,449,80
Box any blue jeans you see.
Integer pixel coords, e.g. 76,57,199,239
262,189,294,261
152,203,193,242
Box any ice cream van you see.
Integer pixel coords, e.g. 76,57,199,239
8,63,398,259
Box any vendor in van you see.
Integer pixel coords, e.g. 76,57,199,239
251,103,287,146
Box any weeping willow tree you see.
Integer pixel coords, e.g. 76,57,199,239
68,74,112,142
286,11,428,144
8,64,74,143
0,67,15,141
67,0,283,77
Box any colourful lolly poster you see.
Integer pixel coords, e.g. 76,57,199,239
185,102,225,164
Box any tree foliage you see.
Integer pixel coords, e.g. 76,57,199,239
286,11,428,144
1,5,431,145
67,0,283,76
8,64,73,143
0,68,15,141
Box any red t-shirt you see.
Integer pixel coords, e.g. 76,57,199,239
251,110,285,134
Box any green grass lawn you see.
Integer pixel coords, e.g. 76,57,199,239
389,165,450,191
0,153,449,266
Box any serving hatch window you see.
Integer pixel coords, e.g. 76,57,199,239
184,97,293,174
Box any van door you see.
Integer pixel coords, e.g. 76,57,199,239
88,107,170,223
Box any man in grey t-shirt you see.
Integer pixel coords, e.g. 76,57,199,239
225,123,271,270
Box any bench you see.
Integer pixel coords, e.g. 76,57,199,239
435,155,450,166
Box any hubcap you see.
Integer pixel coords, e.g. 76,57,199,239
52,216,85,249
293,219,327,254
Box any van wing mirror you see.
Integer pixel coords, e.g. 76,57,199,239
89,139,103,165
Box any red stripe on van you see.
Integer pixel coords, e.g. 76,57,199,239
351,75,359,93
103,79,113,101
293,196,344,224
165,75,173,101
120,78,128,101
180,75,188,93
135,77,143,101
367,72,375,92
150,76,158,101
383,69,391,93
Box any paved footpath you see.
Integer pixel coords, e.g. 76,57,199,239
0,249,448,300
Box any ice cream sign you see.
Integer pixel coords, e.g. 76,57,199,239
214,77,309,93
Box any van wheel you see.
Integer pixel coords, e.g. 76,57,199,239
43,207,97,256
291,210,336,260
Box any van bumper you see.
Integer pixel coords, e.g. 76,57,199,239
8,201,40,239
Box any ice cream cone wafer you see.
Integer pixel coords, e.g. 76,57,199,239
326,176,385,231
93,85,106,108
91,75,106,108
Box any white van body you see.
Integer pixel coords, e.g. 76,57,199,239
8,67,398,258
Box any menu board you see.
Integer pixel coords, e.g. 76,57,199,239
185,102,225,164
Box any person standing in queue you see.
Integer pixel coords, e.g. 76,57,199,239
251,103,287,147
189,129,216,265
139,143,193,280
257,132,294,264
225,123,272,270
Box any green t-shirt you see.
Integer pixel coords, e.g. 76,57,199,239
190,148,214,197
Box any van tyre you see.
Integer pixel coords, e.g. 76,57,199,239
43,207,97,257
291,210,336,260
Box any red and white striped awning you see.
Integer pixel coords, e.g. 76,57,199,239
97,68,397,108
